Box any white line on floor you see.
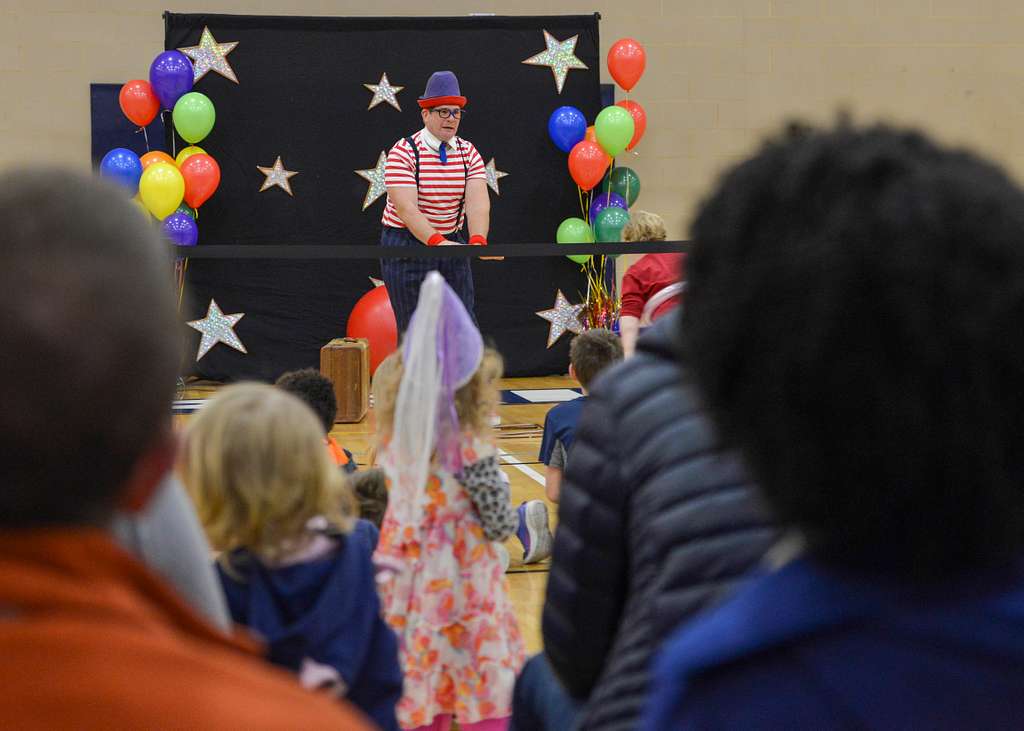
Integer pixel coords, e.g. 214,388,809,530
498,448,546,486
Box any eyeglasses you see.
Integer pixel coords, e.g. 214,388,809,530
430,108,465,119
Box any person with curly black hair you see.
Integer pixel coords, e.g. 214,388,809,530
644,119,1024,728
276,368,357,473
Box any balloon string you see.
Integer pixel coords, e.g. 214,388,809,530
606,157,615,207
142,126,150,153
177,258,189,313
162,111,176,159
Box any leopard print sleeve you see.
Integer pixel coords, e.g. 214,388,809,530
457,455,518,542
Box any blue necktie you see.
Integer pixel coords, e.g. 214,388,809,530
439,142,447,164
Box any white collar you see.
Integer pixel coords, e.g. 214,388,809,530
419,127,458,152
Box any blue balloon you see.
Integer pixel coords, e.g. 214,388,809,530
162,212,199,247
548,106,587,153
99,148,143,193
149,50,194,110
589,190,628,225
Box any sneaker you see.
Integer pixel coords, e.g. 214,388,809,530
517,500,553,563
494,543,511,573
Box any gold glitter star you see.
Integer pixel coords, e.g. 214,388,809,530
355,151,388,210
484,158,509,195
257,156,298,196
179,27,239,84
536,289,585,348
187,299,247,361
522,30,588,94
364,72,404,111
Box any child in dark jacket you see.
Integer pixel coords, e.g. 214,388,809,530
180,383,402,730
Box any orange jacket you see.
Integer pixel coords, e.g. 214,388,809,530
327,435,352,467
0,528,376,730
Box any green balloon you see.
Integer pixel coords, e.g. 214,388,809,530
603,166,641,207
556,217,594,264
173,203,196,219
172,92,216,144
594,105,635,158
594,207,631,243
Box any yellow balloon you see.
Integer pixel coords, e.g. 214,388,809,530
139,162,184,220
175,145,207,167
131,194,152,219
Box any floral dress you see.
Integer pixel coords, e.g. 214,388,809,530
374,435,525,729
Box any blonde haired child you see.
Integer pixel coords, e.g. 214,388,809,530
619,211,686,357
373,272,525,731
180,383,402,730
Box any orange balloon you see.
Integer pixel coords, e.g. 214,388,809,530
140,151,174,170
568,140,609,191
616,100,647,150
608,38,647,92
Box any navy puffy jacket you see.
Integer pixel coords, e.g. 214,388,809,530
542,311,779,730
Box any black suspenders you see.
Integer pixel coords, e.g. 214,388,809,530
404,135,470,232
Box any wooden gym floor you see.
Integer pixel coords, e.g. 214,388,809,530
178,374,573,655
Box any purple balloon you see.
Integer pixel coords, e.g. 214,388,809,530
162,212,199,247
149,51,194,110
589,191,628,224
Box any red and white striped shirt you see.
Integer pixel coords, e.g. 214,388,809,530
382,129,486,234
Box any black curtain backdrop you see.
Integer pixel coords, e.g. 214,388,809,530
165,13,602,380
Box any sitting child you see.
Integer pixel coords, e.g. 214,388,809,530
276,368,357,473
373,271,525,731
539,328,624,505
180,383,402,731
351,467,389,530
619,211,686,357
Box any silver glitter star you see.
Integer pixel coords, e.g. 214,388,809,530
484,158,508,195
355,151,388,210
187,299,247,361
536,289,585,348
522,30,588,94
257,156,298,196
364,72,404,111
179,27,239,84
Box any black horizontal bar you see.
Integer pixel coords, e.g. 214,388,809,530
173,240,691,259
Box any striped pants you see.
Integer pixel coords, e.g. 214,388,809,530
379,225,476,334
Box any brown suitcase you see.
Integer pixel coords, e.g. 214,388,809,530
319,337,370,423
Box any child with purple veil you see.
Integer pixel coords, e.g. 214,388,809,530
373,271,525,731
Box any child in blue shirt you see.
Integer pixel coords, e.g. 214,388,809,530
521,329,624,563
539,328,624,502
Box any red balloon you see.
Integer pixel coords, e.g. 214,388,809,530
180,153,220,209
119,80,160,127
617,100,647,150
568,140,609,191
608,38,647,92
346,286,398,375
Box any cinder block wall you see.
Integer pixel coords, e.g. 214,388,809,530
4,0,1021,243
